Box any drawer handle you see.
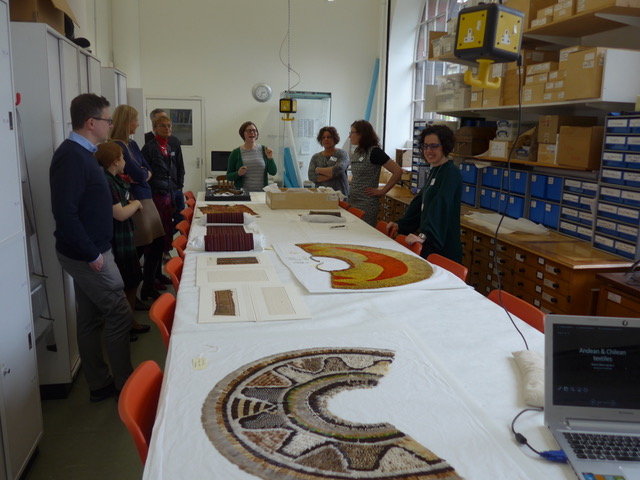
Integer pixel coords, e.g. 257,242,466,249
518,268,525,273
517,282,524,287
552,282,559,289
550,297,558,303
498,258,506,265
552,268,560,274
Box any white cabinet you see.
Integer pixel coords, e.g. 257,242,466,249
0,2,42,479
10,22,102,393
101,66,127,107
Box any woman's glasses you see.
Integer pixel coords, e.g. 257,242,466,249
421,143,441,151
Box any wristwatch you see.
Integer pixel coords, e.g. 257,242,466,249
418,233,427,241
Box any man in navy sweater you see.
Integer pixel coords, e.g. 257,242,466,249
50,93,133,402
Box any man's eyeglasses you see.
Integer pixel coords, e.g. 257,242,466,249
421,143,441,151
245,128,258,133
91,117,113,125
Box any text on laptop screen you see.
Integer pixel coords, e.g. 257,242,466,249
553,323,640,410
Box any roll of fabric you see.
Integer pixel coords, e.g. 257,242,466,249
204,225,254,252
206,212,244,224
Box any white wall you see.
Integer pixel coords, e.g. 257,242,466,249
56,0,422,167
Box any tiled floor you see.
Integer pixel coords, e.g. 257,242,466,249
23,302,168,480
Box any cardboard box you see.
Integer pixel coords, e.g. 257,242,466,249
564,47,606,100
537,115,598,143
526,61,559,75
266,188,339,210
544,79,565,91
454,126,497,156
523,84,545,104
10,0,77,35
537,5,554,17
548,70,566,81
525,72,549,85
531,16,552,27
482,84,502,108
501,69,524,105
558,45,591,67
556,126,605,169
505,0,556,29
576,0,616,13
489,140,514,159
470,89,483,108
537,143,557,164
553,0,575,19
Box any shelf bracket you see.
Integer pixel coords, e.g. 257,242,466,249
595,13,640,29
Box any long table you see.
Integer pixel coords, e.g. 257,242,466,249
142,193,574,480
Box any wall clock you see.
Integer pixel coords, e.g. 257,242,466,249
252,83,272,102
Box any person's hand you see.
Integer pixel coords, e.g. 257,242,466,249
238,166,248,176
386,222,398,237
132,200,142,211
406,233,424,246
265,146,273,159
364,187,385,197
89,254,104,272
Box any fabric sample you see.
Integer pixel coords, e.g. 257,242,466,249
297,243,433,289
205,226,255,252
202,347,461,480
199,204,259,216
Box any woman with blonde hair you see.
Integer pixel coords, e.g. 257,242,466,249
110,105,167,304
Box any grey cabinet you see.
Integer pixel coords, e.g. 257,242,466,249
10,21,101,393
0,2,42,479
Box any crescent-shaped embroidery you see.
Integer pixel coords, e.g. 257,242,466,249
296,243,433,289
202,348,461,480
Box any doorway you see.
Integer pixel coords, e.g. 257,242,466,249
145,97,205,193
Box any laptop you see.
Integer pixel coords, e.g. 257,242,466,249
545,314,640,480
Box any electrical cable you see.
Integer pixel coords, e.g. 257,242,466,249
491,53,529,351
278,0,301,92
511,407,568,463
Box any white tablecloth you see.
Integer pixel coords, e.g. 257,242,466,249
143,194,574,480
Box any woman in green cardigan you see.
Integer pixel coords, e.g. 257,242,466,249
226,121,277,191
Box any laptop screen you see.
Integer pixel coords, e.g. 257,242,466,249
553,323,640,410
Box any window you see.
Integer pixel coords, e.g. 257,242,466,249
413,0,467,121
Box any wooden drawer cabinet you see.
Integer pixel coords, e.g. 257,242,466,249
460,207,630,315
596,273,640,318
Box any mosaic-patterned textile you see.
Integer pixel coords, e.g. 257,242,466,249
205,226,254,252
296,243,432,289
207,212,245,224
199,204,258,216
202,348,461,480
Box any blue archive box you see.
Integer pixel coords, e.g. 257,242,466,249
546,176,563,202
482,167,502,188
480,188,492,210
530,174,547,199
544,203,560,229
462,185,477,205
507,195,524,218
460,163,478,183
503,170,528,195
529,200,546,224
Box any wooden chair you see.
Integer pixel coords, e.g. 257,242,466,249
338,200,350,210
427,253,468,282
395,234,422,255
348,206,365,219
164,256,183,292
118,360,163,464
175,220,190,238
179,207,194,225
183,190,195,201
171,234,187,260
216,175,234,188
149,293,176,350
185,197,196,209
488,289,545,333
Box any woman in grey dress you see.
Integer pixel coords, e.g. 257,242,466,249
348,120,402,226
308,126,350,198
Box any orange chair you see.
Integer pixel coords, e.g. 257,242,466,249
164,256,183,292
175,220,190,238
338,200,350,210
149,293,176,350
395,234,422,255
180,207,194,225
118,360,163,464
185,197,196,209
375,220,392,236
348,206,365,220
488,289,545,333
184,190,195,201
172,234,187,260
427,253,468,282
